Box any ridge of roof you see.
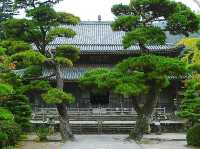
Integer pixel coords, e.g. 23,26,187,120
79,21,112,25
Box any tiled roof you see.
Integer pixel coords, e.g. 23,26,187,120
43,67,87,80
17,21,198,81
13,65,190,81
13,69,25,77
42,66,190,81
45,21,189,53
46,43,178,54
12,65,109,80
56,22,124,45
43,65,111,80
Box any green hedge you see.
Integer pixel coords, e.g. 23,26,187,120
4,95,32,131
187,124,200,147
36,126,49,141
0,121,21,145
0,108,21,148
0,132,8,141
0,108,14,122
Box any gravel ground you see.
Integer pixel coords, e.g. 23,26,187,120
62,135,141,149
18,134,200,149
19,140,199,149
140,140,200,149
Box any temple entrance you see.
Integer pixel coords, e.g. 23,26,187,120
90,92,109,107
89,92,109,134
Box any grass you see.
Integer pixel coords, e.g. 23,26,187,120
2,144,21,149
138,139,154,144
19,134,28,140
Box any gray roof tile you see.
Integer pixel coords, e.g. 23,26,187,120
43,65,109,80
46,21,189,52
42,66,191,81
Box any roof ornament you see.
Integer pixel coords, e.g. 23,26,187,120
98,15,101,22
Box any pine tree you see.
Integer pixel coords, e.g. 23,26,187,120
111,0,199,53
1,5,80,141
80,55,187,141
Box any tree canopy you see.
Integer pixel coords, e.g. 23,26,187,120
0,41,32,131
80,55,187,140
178,79,200,124
177,38,200,125
80,55,188,119
1,5,80,54
178,38,200,65
42,88,75,104
0,4,80,141
81,55,187,96
14,0,63,9
0,5,80,102
0,5,80,80
0,83,13,98
111,0,199,52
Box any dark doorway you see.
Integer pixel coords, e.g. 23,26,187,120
90,92,109,105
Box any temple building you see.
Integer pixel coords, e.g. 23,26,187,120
31,21,187,112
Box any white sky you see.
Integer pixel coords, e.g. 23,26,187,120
17,0,200,21
54,0,129,21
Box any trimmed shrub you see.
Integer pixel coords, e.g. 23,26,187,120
0,108,14,122
4,95,32,132
0,121,21,146
0,108,21,147
187,124,200,147
36,126,49,141
0,132,8,141
0,132,8,148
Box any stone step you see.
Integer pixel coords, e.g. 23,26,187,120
31,120,185,134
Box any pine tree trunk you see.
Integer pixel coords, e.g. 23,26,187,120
130,88,160,141
130,114,150,141
55,64,74,141
56,104,74,141
139,42,149,53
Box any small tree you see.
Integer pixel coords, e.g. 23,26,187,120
0,41,33,131
0,42,30,146
111,0,199,52
4,95,32,131
178,38,200,65
80,55,187,140
0,107,21,148
1,5,80,141
178,78,200,125
109,0,199,140
0,83,13,100
177,38,200,126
